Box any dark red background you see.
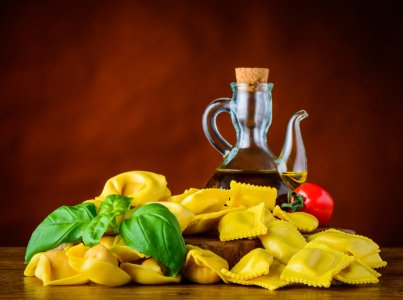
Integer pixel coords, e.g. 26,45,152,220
1,0,402,247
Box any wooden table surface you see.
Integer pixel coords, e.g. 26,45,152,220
1,247,402,300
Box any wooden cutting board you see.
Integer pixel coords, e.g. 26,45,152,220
184,226,355,268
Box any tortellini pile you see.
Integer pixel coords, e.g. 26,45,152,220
25,171,387,291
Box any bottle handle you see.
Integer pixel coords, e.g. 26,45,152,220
202,98,232,156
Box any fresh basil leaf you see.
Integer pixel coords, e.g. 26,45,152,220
25,202,97,263
99,194,133,216
82,214,113,247
120,203,185,277
81,194,133,245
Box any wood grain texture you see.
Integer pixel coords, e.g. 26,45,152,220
184,226,355,268
2,247,401,300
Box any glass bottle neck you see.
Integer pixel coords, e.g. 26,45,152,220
230,83,273,151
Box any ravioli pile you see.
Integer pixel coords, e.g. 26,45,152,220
24,171,387,290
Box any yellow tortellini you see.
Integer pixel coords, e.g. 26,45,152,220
108,236,149,263
66,243,131,286
280,242,354,288
165,188,200,203
218,202,267,242
181,245,229,284
226,181,276,210
24,250,89,286
272,205,318,232
99,236,116,249
258,220,307,264
307,228,379,259
225,259,291,291
221,248,273,280
333,259,380,284
96,171,170,207
126,202,195,232
120,258,181,285
180,189,232,215
183,206,246,236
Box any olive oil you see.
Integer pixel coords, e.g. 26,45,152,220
204,169,292,204
281,171,307,189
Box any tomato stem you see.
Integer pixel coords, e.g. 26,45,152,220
281,191,305,213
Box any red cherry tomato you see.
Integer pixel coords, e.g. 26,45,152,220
292,183,334,225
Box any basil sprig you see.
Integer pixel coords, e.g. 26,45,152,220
82,194,133,247
25,202,97,263
25,197,186,275
120,203,186,277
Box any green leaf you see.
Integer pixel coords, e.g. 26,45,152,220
82,214,113,248
81,194,133,247
120,203,186,277
25,203,97,263
99,194,133,216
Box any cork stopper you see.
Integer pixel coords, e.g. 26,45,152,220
235,68,269,84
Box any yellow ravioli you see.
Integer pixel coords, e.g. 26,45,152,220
180,189,232,215
331,279,344,285
96,171,169,206
66,243,131,286
227,181,276,210
181,245,229,284
226,260,290,291
272,205,318,232
221,248,273,280
165,188,200,203
307,228,379,259
109,236,149,263
280,242,354,288
24,250,89,286
263,209,275,226
183,206,246,235
126,202,195,232
359,250,387,268
258,220,307,264
334,259,380,284
120,258,181,284
218,202,267,242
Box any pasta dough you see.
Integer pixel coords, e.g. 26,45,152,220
96,171,169,207
24,250,89,286
272,205,318,232
263,209,275,226
183,206,246,236
334,259,380,284
359,251,387,268
218,202,267,242
180,189,232,215
307,229,379,259
221,248,273,280
66,243,131,286
280,242,354,288
227,181,276,210
225,260,290,291
108,236,149,263
181,245,229,284
165,188,200,203
120,258,181,285
258,220,307,264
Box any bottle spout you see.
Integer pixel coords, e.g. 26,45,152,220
277,110,308,177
